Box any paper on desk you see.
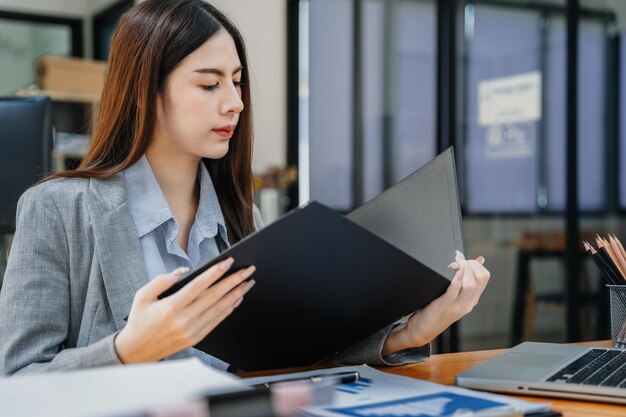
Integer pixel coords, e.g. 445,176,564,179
244,365,550,417
0,358,248,417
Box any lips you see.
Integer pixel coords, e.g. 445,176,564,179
213,125,236,138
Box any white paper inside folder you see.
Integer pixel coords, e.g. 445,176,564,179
0,358,248,417
243,365,551,417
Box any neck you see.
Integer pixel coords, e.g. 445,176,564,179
144,148,200,204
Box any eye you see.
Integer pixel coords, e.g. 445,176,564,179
202,83,219,91
234,80,246,88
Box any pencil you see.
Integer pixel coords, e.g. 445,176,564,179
609,235,626,281
600,237,626,282
591,240,623,285
611,234,626,267
599,247,624,284
585,242,618,285
596,237,624,282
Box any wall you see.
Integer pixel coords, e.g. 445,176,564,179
209,0,287,174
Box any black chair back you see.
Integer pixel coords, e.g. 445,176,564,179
0,96,53,233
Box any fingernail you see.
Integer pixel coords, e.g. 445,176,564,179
448,262,456,268
243,266,257,279
234,297,244,307
248,279,256,288
221,257,234,271
172,266,189,277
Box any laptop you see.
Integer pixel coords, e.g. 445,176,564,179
456,342,626,404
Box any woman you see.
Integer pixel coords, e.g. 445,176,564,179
0,0,490,375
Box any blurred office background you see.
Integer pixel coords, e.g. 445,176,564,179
1,0,625,353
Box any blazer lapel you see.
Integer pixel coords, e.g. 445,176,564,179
86,174,148,330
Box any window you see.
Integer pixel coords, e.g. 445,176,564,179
0,11,81,95
459,4,610,214
300,0,437,210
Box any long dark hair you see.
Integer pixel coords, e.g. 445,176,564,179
53,0,255,243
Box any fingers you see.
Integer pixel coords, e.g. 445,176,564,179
448,253,486,270
467,261,490,299
171,258,235,306
445,250,490,306
198,278,255,324
457,259,490,308
134,267,190,304
461,258,476,289
187,266,257,317
444,267,464,301
205,265,256,301
448,250,466,270
468,260,490,286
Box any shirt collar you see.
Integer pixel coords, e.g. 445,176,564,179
123,156,227,242
196,160,228,243
124,156,173,239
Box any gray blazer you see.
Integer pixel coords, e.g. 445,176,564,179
0,174,429,375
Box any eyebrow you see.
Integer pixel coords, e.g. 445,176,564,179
193,66,243,76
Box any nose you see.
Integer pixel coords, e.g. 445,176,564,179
222,82,245,115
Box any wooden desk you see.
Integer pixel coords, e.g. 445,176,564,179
380,341,625,417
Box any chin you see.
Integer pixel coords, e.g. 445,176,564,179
200,143,230,160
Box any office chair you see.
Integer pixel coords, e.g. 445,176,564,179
0,96,53,287
0,96,53,233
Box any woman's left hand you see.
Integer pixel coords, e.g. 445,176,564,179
382,251,490,355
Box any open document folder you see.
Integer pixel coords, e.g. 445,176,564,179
159,148,464,371
243,365,551,417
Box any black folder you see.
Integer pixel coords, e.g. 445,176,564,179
160,148,463,371
348,147,465,280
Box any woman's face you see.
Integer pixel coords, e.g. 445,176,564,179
154,29,245,160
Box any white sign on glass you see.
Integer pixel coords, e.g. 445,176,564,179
478,71,542,126
478,71,541,160
485,123,535,160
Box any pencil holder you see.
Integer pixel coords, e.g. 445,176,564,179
607,285,626,348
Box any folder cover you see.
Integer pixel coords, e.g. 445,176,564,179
160,148,463,371
348,148,464,280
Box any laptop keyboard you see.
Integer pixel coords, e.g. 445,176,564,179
546,349,626,387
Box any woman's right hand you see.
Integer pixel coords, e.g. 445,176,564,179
114,257,256,364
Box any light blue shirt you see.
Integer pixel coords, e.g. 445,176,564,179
123,156,230,282
123,155,231,370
